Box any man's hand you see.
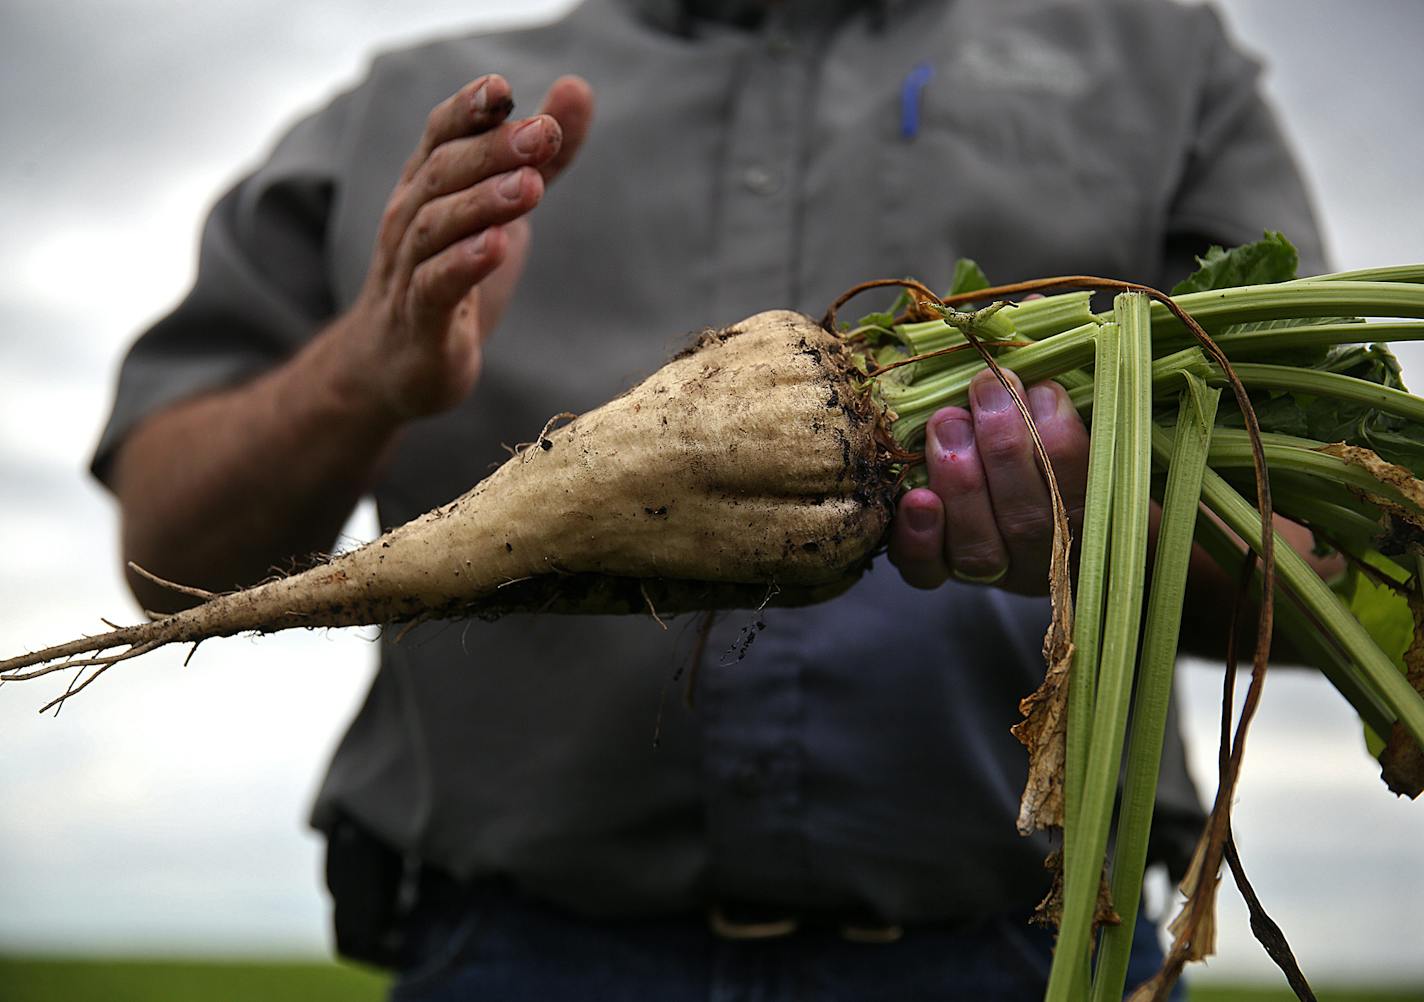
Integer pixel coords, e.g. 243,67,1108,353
888,368,1090,595
331,73,594,421
111,74,594,608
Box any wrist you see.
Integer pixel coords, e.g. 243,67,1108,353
273,314,407,478
309,310,409,431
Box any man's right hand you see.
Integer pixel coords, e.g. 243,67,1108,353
110,74,593,608
334,73,594,422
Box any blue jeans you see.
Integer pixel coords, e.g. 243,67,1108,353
389,889,1186,1001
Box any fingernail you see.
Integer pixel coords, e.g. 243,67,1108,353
497,169,524,200
466,230,489,255
471,79,489,114
905,506,938,532
512,118,546,155
1029,384,1060,422
931,414,974,454
972,376,1014,414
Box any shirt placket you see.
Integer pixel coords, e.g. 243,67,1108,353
711,14,811,319
701,9,817,907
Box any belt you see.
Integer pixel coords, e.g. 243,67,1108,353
329,815,912,966
419,860,908,945
707,903,905,944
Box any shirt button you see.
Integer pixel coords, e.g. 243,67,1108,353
732,762,764,797
742,164,784,196
767,33,796,57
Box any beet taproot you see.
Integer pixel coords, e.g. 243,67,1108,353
0,310,898,688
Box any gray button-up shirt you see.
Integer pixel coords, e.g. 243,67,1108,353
94,0,1325,924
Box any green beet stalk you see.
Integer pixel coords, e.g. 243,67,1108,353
1184,508,1396,739
1211,320,1424,361
1134,281,1424,335
1153,427,1411,733
889,317,1424,439
851,274,1424,1002
1191,465,1424,751
884,322,1101,447
1090,376,1221,1002
1213,363,1424,425
1068,346,1209,417
1045,292,1155,1001
894,291,1098,351
1295,264,1424,284
1060,320,1122,998
1203,430,1421,508
879,293,1424,453
879,284,1424,415
1065,321,1122,821
1253,486,1392,558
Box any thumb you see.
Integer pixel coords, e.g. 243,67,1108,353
476,218,532,338
535,75,595,184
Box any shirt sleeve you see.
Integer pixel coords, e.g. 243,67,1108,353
1157,3,1329,288
90,87,357,485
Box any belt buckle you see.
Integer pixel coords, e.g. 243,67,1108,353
839,922,904,944
708,905,799,940
707,906,905,944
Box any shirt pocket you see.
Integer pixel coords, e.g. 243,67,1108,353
876,53,1153,289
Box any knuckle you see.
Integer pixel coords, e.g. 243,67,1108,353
415,255,458,301
432,251,466,289
409,262,437,308
378,198,406,241
379,198,400,227
1038,416,1088,457
472,141,494,178
977,428,1030,467
430,242,486,294
995,505,1053,544
409,204,438,250
459,182,493,220
422,146,452,191
937,456,986,493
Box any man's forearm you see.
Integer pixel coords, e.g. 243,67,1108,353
111,319,402,612
109,77,595,615
1178,513,1343,663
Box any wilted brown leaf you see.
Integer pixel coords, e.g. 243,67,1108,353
1029,850,1066,929
950,307,1076,837
1320,443,1424,529
1379,724,1424,798
1011,631,1073,835
1380,594,1424,798
1009,484,1075,834
1030,849,1120,934
1167,825,1222,961
1009,398,1075,835
1131,831,1223,1002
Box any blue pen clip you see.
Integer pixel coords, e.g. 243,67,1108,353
900,60,935,141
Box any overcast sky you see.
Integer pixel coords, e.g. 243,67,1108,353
1,0,1422,990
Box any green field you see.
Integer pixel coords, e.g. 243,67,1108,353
0,957,1419,1001
0,958,388,1002
1190,991,1424,1002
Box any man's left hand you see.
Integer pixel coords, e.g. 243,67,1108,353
888,368,1089,595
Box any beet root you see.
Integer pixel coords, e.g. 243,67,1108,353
2,310,898,698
